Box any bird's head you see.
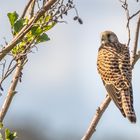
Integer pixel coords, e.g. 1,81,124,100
101,31,118,45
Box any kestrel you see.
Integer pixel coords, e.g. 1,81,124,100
97,31,136,123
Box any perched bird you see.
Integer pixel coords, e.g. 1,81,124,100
97,31,136,123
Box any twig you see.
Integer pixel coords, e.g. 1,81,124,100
21,0,35,18
81,96,111,140
129,10,140,20
0,60,17,87
120,0,131,46
1,59,6,78
131,14,140,68
29,0,36,18
0,59,25,122
0,64,17,87
120,0,140,47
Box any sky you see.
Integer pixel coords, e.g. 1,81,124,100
0,0,140,140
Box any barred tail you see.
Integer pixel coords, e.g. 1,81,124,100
121,91,136,123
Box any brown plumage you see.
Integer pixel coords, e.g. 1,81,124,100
97,31,136,123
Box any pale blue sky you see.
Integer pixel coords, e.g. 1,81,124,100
0,0,140,140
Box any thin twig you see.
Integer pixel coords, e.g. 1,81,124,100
0,64,17,87
0,59,17,91
119,0,132,47
21,0,35,18
1,59,6,78
131,14,140,68
29,0,36,18
129,10,140,20
0,59,25,122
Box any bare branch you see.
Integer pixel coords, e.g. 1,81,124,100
0,58,25,122
0,66,17,88
129,10,140,20
0,59,17,87
131,14,140,68
120,0,131,46
81,96,111,140
119,0,140,48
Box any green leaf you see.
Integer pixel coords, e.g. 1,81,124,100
12,42,25,55
44,22,56,32
11,133,17,140
7,11,18,27
0,122,3,129
36,33,50,44
26,33,34,42
31,26,43,36
14,19,26,33
5,129,17,140
45,15,51,22
5,129,10,139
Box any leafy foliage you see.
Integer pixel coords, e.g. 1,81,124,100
7,11,18,27
13,19,26,34
5,129,17,140
36,33,50,44
7,11,55,56
0,123,17,140
7,12,27,35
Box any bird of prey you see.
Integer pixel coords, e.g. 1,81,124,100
97,31,136,123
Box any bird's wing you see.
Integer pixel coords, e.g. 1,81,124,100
119,44,132,87
105,83,126,117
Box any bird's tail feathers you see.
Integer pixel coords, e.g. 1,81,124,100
121,91,136,123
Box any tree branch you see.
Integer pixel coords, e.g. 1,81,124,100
0,58,25,122
81,96,111,140
0,0,57,62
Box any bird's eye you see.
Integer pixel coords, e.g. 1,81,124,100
107,34,110,38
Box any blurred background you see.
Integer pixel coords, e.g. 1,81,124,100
0,0,140,140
